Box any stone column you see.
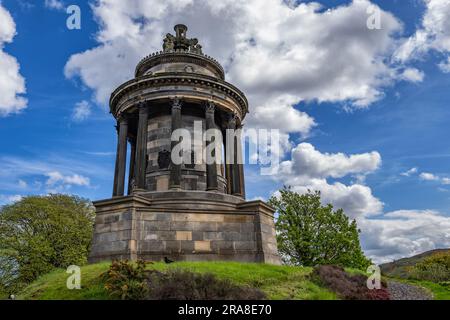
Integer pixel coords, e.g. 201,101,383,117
112,122,120,197
114,116,128,197
237,123,246,199
205,102,218,191
135,103,149,191
223,128,232,195
127,137,136,195
226,113,242,196
169,98,182,190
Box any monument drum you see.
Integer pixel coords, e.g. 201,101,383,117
89,25,281,264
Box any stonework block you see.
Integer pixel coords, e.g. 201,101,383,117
194,241,211,252
176,231,192,240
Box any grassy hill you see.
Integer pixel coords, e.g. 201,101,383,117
380,249,450,279
17,261,337,300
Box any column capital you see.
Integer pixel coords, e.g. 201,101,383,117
118,114,129,125
138,101,149,114
226,113,238,128
171,97,182,110
205,101,215,114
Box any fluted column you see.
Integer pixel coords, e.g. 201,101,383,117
223,127,231,194
113,116,128,197
237,123,246,199
135,103,149,191
226,113,242,196
127,137,136,195
169,98,182,190
205,102,218,191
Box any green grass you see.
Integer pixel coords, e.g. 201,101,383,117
17,261,336,300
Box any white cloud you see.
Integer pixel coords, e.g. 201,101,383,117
361,210,450,264
0,154,106,194
420,172,439,181
401,167,418,177
46,171,90,189
72,100,91,122
438,56,450,73
0,194,23,205
418,171,450,185
280,143,381,179
65,0,411,137
44,0,64,10
274,143,383,218
395,0,450,69
0,4,27,116
400,68,425,83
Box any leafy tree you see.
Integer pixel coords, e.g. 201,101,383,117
269,188,371,269
0,194,95,294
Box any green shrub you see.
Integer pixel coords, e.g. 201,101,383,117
411,252,450,283
103,260,149,300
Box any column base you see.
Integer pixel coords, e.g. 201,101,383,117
132,188,147,194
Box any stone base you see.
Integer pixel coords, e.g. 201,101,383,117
89,191,281,265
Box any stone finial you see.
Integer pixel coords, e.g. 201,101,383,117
162,24,203,54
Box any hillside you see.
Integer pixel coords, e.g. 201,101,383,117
17,261,337,300
380,249,450,278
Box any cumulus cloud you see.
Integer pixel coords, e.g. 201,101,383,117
280,143,381,179
65,0,412,137
395,0,450,69
274,143,383,218
0,4,27,116
361,210,450,263
71,100,91,122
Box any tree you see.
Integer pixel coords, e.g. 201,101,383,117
0,194,95,294
269,188,371,269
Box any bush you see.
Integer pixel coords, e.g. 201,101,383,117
311,265,389,300
147,269,266,300
102,260,267,300
103,260,149,300
411,252,450,283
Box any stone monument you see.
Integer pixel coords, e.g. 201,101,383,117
89,25,281,264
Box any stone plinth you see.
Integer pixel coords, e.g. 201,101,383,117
89,192,281,264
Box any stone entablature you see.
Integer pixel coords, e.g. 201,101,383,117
109,73,248,119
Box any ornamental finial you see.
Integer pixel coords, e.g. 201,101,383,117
162,24,203,54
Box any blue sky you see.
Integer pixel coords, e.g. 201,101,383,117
1,0,450,262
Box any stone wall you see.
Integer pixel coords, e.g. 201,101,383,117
145,114,226,193
89,194,281,264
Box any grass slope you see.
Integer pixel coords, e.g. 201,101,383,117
380,249,450,278
18,261,337,300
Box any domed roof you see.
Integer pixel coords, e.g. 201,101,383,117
135,24,225,79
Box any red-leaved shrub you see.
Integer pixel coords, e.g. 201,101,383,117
312,265,389,300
